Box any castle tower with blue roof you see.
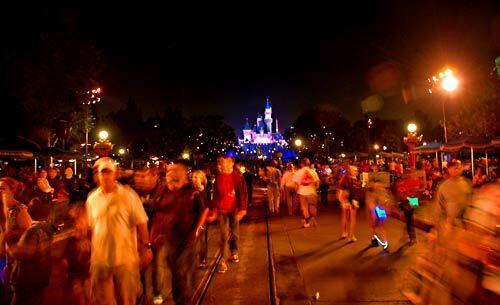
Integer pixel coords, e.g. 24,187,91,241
238,98,288,153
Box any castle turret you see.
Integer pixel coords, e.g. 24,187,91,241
264,98,272,134
243,118,252,142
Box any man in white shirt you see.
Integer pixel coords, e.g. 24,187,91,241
434,159,472,235
293,158,320,228
86,157,152,305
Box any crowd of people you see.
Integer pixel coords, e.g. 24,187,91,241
0,153,498,305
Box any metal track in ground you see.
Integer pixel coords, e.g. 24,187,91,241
195,188,279,305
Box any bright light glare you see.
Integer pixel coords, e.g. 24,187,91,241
407,123,417,133
294,139,302,147
442,75,458,92
182,153,190,160
98,130,109,141
118,148,125,155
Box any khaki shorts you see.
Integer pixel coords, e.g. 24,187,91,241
299,194,317,210
90,264,140,305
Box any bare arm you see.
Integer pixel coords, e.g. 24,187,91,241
137,222,150,246
17,207,32,229
137,221,153,269
195,208,210,237
6,208,32,241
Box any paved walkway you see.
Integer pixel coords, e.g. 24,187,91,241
201,203,270,305
270,204,431,305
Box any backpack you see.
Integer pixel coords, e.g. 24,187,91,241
10,221,55,290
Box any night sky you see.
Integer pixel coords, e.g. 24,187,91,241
5,1,500,131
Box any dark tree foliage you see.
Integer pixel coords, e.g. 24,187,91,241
100,103,236,160
446,97,500,140
2,5,104,146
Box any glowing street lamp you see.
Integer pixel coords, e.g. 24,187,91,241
407,123,417,133
442,74,458,92
118,148,126,155
294,139,303,147
373,144,380,151
182,152,190,160
98,130,109,141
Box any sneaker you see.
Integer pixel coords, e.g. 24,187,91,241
218,261,228,273
348,236,357,242
153,295,164,305
230,254,239,263
382,241,389,251
340,233,348,239
370,238,379,247
303,222,311,228
309,217,317,227
198,259,208,268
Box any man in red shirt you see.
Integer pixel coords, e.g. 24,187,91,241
211,156,248,273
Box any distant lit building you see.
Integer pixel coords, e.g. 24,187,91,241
239,98,287,145
237,98,292,159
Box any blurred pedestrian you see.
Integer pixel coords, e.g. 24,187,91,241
192,170,211,268
280,163,296,216
263,160,282,216
472,166,488,188
365,179,394,250
318,164,332,205
1,177,33,303
86,157,153,305
63,167,78,202
293,158,319,228
150,162,207,305
433,159,473,237
212,156,247,273
64,204,91,305
241,165,254,207
36,170,54,200
337,166,360,241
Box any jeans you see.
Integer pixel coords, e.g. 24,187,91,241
403,209,416,240
164,243,197,305
152,244,169,298
218,213,239,261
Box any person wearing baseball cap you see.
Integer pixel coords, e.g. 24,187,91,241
86,157,153,305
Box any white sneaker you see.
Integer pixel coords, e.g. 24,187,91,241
153,295,164,305
231,253,240,263
303,222,310,228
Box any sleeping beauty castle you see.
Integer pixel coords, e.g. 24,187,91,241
237,98,289,158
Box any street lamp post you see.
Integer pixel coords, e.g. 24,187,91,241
93,130,113,158
429,69,458,143
441,98,448,143
404,123,422,169
441,73,458,143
